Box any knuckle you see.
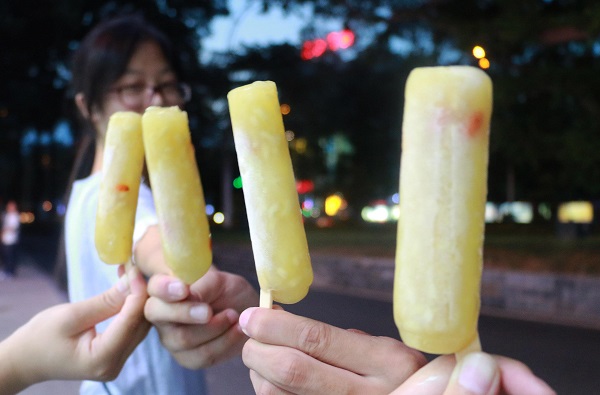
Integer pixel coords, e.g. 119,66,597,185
99,288,122,310
88,361,122,382
379,336,427,376
296,320,330,357
162,325,198,351
273,352,309,389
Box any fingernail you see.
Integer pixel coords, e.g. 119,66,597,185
189,304,210,323
168,280,186,298
117,274,130,294
238,307,257,336
458,353,498,395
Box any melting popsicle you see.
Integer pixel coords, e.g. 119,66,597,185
393,66,492,355
142,106,212,284
95,111,144,264
227,81,313,307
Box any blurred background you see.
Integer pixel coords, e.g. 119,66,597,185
2,1,600,393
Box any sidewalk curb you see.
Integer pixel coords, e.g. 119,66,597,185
214,245,600,331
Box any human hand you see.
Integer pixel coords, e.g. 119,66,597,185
238,307,427,394
144,268,258,369
1,265,150,394
390,352,556,395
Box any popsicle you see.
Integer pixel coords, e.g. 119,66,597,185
393,66,492,356
227,81,313,307
95,111,144,264
142,106,212,284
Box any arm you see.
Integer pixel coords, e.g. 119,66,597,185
0,265,150,395
132,224,172,277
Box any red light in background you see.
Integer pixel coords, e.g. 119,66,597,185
301,38,327,60
296,179,314,194
327,29,355,51
301,29,355,60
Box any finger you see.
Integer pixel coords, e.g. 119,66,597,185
249,370,296,395
147,273,190,302
62,272,132,332
188,269,255,310
390,355,455,395
187,269,226,305
144,296,213,325
442,352,500,395
495,356,556,395
163,309,243,369
91,289,151,375
240,307,425,375
243,339,370,394
156,308,237,353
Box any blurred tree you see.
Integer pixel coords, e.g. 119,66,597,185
2,0,600,221
252,0,600,209
0,0,229,209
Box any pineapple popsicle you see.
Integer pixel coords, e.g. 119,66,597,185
95,111,144,264
227,81,313,307
142,106,212,284
394,66,492,355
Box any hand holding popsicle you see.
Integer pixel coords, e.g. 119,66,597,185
227,81,313,307
144,270,258,369
0,265,150,395
238,308,556,395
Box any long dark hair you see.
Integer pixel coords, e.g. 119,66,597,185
54,13,181,289
69,13,181,182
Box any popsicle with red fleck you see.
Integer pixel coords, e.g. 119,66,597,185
393,66,492,357
227,81,313,307
95,111,144,264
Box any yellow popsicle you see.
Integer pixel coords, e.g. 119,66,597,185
142,106,212,284
394,66,492,355
95,111,144,264
227,81,313,306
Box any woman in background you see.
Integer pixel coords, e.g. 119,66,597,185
65,14,257,395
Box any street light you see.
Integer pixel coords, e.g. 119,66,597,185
472,45,490,69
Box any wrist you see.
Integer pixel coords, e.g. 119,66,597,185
0,332,38,395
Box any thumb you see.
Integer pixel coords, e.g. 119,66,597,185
443,352,500,395
64,266,140,332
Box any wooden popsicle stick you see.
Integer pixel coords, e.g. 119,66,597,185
454,333,482,363
260,289,273,309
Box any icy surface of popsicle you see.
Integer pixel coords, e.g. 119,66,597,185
142,106,212,284
95,111,144,264
228,81,312,305
393,66,492,355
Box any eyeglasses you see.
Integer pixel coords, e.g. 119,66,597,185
108,81,192,108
